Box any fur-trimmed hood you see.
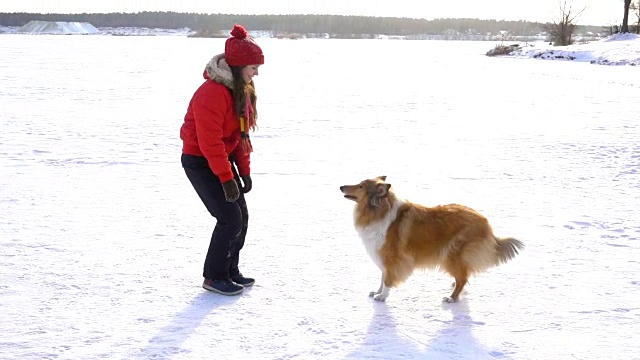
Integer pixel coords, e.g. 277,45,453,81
204,53,234,90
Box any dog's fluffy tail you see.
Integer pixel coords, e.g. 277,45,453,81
495,237,524,264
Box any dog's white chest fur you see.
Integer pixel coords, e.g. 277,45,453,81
354,201,403,270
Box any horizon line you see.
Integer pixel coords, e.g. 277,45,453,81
0,11,612,27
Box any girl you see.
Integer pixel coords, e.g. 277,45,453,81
180,24,263,295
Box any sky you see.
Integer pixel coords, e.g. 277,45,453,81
0,0,630,25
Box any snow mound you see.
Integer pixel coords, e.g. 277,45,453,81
16,20,99,35
494,33,640,66
601,33,640,42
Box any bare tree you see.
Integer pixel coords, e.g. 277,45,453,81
630,0,640,33
622,0,632,32
546,0,585,46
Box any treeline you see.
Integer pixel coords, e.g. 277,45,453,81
0,12,604,36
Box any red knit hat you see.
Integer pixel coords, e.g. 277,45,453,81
225,24,264,67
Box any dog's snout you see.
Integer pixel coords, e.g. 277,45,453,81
339,186,344,191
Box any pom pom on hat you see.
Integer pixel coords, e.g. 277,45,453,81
225,24,264,67
230,24,248,39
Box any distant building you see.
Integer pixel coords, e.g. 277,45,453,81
16,20,99,35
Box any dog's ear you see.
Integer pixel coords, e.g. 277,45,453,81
369,183,390,207
376,175,387,182
376,183,390,197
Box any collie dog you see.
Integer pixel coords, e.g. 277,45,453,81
340,176,524,303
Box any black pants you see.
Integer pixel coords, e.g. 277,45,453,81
181,154,249,280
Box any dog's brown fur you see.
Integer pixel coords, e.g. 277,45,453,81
340,176,524,302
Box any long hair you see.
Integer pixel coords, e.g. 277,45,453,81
230,66,257,131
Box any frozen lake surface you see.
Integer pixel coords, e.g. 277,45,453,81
1,35,639,359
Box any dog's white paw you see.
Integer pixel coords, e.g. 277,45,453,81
369,291,378,297
442,296,457,303
373,293,388,301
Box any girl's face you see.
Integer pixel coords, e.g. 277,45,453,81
241,65,260,83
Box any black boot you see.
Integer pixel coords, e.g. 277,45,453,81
203,279,244,295
231,274,255,287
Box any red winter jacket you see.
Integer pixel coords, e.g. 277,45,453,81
180,64,250,183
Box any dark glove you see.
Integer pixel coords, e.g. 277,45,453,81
221,179,240,202
241,175,252,193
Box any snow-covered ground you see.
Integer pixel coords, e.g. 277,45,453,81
0,24,192,36
2,18,640,67
0,25,16,34
503,33,640,66
0,36,639,359
99,27,194,36
0,25,258,37
15,20,99,34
